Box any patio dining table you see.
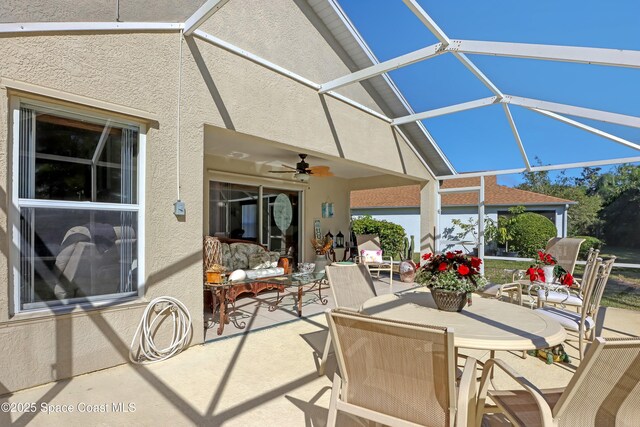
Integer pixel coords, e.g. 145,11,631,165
361,291,566,352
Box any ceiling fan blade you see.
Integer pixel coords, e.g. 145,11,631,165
309,165,334,177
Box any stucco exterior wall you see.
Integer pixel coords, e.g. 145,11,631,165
0,0,435,393
1,0,205,23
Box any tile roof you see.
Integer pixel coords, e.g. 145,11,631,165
350,176,575,208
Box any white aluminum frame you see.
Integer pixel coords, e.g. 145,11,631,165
9,97,146,314
0,22,183,34
437,182,486,273
183,0,231,36
446,39,640,69
2,5,640,178
312,0,640,176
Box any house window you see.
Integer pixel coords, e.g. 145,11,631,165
13,103,143,310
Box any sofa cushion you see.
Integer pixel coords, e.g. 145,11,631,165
220,243,233,271
231,251,249,271
245,267,285,280
267,251,281,265
231,243,264,257
249,252,276,269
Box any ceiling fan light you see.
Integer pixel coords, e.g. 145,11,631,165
294,172,310,183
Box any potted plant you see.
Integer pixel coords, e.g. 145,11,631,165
398,235,416,283
311,235,333,273
416,251,487,312
525,251,574,285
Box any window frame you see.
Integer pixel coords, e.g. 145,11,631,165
9,96,146,315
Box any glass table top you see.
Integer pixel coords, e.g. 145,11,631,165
205,272,326,288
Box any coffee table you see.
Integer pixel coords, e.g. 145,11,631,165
362,291,566,352
204,282,247,336
251,272,328,317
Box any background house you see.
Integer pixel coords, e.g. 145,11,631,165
351,176,575,253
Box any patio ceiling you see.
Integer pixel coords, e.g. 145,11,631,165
204,126,381,179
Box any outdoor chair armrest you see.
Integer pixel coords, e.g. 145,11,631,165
457,356,477,427
476,358,554,427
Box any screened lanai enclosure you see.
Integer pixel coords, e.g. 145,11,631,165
3,0,639,263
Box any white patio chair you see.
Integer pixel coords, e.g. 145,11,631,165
536,248,600,309
476,336,640,427
326,308,477,427
545,237,585,275
355,234,393,286
535,256,616,358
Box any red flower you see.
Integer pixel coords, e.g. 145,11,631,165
538,251,545,260
446,252,454,259
454,250,463,254
471,257,482,268
526,267,538,281
438,262,448,271
561,273,574,286
537,268,546,282
458,264,470,276
421,253,432,261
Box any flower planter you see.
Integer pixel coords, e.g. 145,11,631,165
431,289,468,312
542,265,555,284
314,254,330,273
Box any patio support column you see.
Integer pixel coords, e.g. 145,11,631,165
478,176,485,274
419,179,438,264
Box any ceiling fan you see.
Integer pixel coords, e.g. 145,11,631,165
269,154,334,182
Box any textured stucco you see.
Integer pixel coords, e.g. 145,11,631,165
0,0,433,394
0,0,205,23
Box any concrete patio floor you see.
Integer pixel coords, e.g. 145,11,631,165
3,283,640,426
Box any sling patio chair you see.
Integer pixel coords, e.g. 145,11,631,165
355,234,394,286
326,308,477,427
546,237,585,275
317,263,377,376
476,336,640,427
535,256,616,359
536,248,600,310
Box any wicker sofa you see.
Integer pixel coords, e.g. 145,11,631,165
204,237,285,304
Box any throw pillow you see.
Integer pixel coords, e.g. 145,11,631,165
249,253,272,269
361,249,383,263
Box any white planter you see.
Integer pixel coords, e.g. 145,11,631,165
543,265,555,284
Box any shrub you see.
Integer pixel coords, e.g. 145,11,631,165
509,213,557,257
574,236,604,260
351,215,406,259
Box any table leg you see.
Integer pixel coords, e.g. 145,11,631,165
217,287,227,336
317,279,328,305
297,287,303,317
267,288,287,312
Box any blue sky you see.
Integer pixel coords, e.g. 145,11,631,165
336,0,640,186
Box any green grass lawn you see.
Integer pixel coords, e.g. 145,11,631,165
484,258,640,312
598,245,640,264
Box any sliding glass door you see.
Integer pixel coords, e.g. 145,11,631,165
209,181,301,263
